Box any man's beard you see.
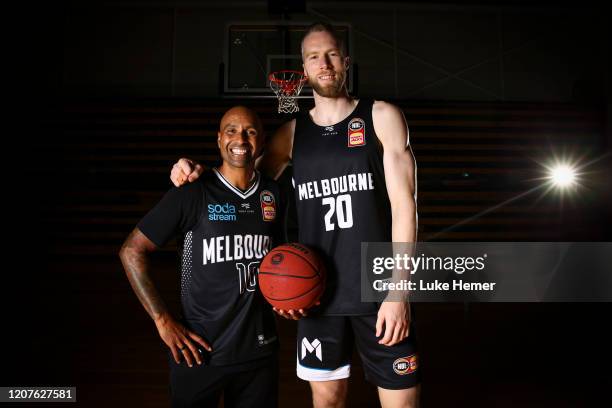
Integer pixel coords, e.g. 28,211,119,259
309,72,346,97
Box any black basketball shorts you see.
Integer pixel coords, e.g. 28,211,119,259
296,314,420,390
168,354,278,408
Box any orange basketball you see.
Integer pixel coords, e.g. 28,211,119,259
259,243,326,310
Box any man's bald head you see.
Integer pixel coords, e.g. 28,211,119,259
217,106,265,169
219,106,263,135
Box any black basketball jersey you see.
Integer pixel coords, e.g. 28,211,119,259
139,169,281,365
292,99,391,315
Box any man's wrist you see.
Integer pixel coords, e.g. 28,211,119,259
153,311,172,327
384,292,410,302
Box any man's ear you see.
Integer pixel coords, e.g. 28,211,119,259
344,56,350,70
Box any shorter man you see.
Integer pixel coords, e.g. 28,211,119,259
119,106,283,407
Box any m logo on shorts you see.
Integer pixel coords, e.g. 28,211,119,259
393,354,418,375
301,338,322,361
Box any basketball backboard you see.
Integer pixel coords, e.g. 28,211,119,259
222,22,354,98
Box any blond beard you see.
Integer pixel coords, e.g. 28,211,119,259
309,74,346,98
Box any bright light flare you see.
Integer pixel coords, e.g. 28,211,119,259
540,156,582,193
550,164,577,188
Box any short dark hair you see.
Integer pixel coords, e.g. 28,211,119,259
301,22,347,57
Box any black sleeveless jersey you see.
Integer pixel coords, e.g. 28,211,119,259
292,99,391,315
139,169,282,365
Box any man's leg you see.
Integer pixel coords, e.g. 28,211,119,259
351,315,421,408
378,385,420,408
167,352,224,408
296,316,353,407
310,379,348,408
223,356,279,408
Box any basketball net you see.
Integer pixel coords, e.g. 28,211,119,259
269,70,308,114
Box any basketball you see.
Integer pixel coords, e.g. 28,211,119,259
259,243,326,310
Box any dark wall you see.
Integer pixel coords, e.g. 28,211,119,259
52,2,609,103
6,2,611,407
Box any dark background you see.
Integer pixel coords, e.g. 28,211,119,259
5,1,612,407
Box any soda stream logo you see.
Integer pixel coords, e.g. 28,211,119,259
208,203,237,221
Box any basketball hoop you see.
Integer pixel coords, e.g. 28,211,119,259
268,70,308,114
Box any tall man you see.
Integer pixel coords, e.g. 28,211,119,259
120,106,282,407
172,23,419,408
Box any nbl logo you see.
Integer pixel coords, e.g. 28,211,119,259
349,121,363,131
347,118,366,147
393,354,418,375
260,190,276,221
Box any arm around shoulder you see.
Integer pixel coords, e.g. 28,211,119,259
257,119,295,180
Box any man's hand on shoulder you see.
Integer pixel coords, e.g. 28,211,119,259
171,158,205,187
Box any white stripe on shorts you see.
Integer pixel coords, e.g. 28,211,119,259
296,358,351,382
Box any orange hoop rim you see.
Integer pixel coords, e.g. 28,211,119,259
268,70,308,89
269,70,307,113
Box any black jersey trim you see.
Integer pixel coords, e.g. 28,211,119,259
304,99,362,128
213,168,260,200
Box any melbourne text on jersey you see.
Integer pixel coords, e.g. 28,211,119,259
297,172,376,201
202,234,272,265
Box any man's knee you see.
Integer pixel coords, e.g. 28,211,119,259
377,385,420,408
310,379,348,408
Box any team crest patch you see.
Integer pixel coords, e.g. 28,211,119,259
260,190,276,221
347,118,366,147
393,354,418,375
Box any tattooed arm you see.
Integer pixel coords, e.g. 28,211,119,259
119,228,167,319
119,227,211,366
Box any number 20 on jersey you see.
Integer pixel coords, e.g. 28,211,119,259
322,194,354,231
